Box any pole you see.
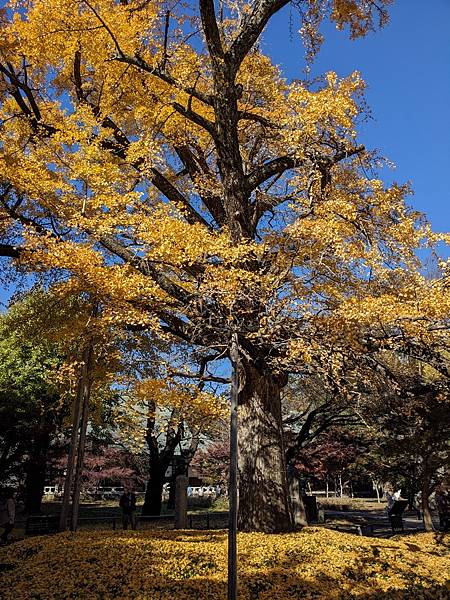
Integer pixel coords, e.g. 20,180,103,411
59,302,97,532
59,376,84,531
228,331,239,600
174,475,188,529
70,343,94,531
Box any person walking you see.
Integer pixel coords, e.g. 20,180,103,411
0,488,16,545
119,489,137,530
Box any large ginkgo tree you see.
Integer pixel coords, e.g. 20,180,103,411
1,0,449,531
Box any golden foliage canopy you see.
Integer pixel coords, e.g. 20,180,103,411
0,0,448,375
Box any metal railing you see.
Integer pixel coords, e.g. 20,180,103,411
24,510,230,536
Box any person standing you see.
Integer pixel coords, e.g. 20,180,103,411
435,484,450,532
0,488,16,544
385,488,395,516
119,489,137,530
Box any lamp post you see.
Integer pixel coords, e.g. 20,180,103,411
228,331,239,600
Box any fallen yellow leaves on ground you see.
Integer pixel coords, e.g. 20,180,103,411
0,528,448,599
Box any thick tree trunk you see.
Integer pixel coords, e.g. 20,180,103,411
141,471,165,516
238,363,292,532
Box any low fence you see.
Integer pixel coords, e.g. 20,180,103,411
24,511,230,536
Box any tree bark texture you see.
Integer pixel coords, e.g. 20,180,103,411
174,474,188,529
238,362,292,532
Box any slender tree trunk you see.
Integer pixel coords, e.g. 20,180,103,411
238,362,292,532
374,480,380,503
422,476,434,531
71,346,93,531
59,310,96,532
59,376,84,531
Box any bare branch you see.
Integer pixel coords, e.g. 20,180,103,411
0,243,21,258
150,167,213,230
228,0,290,73
199,0,225,61
246,144,365,191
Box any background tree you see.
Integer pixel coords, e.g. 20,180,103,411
283,373,359,464
116,375,227,515
0,288,123,516
113,331,227,515
0,294,68,512
78,447,140,494
294,428,365,497
191,439,230,489
358,371,450,530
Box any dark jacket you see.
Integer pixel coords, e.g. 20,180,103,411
119,492,137,514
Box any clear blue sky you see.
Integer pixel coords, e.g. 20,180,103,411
262,0,450,234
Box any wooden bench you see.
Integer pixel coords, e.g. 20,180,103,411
76,517,118,530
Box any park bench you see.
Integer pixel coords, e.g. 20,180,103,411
138,511,228,530
324,523,364,535
76,517,118,530
388,500,408,533
138,514,174,529
439,511,450,532
25,515,60,536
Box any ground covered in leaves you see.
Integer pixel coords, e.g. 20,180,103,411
0,528,448,599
